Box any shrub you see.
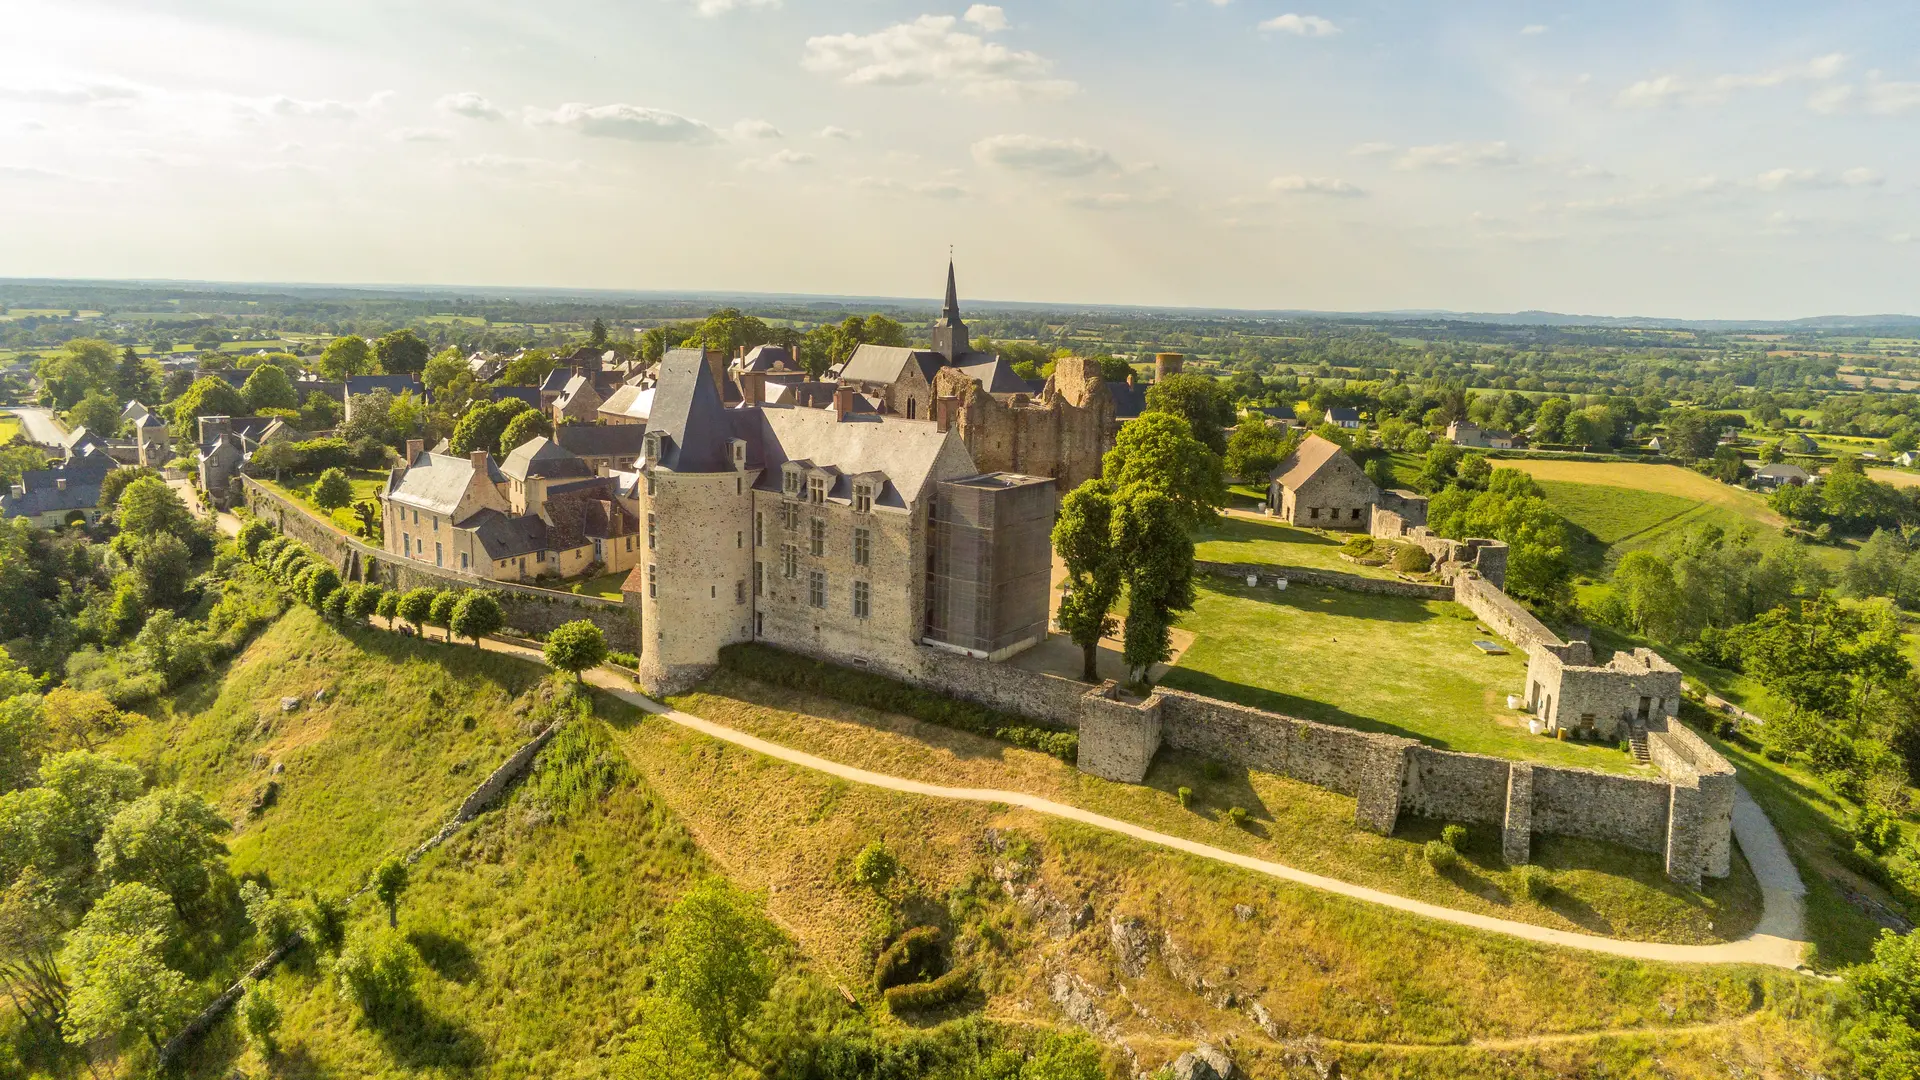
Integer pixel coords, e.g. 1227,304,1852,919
1224,806,1248,829
1761,745,1789,763
1518,864,1552,902
321,585,350,621
303,890,349,953
237,519,275,561
346,583,383,621
254,534,290,567
853,842,899,892
545,620,609,682
332,930,417,1019
716,642,1077,762
1177,786,1193,809
1340,535,1375,557
311,467,354,511
873,925,942,991
1442,824,1467,851
239,982,281,1057
1390,544,1432,573
607,650,640,669
303,564,341,609
428,589,460,631
375,589,400,619
1424,840,1459,873
883,963,971,1012
397,587,435,628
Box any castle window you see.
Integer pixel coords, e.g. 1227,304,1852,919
647,565,656,598
647,514,656,550
1351,508,1361,521
808,476,826,505
753,561,763,596
754,512,763,547
907,399,917,420
782,502,798,530
782,544,798,579
646,473,656,497
735,579,746,605
736,531,743,549
853,484,873,513
852,580,870,619
808,570,826,608
853,527,870,567
783,468,800,497
809,518,825,557
1310,507,1320,520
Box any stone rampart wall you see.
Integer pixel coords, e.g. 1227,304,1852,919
243,478,640,650
1529,765,1671,852
1453,571,1562,653
1401,746,1511,826
1195,561,1454,600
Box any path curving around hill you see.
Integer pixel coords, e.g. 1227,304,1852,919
399,629,1813,969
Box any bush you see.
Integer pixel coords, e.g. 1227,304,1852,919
883,963,971,1012
332,930,417,1019
321,585,350,621
607,650,640,669
237,519,275,561
1441,824,1467,851
239,982,281,1057
853,842,898,892
303,564,341,609
375,589,400,619
254,534,290,567
303,890,349,954
1177,786,1193,809
717,642,1078,762
1390,544,1432,573
450,591,504,645
1761,744,1790,763
1224,806,1248,829
311,467,354,511
1518,864,1552,902
544,620,609,681
873,925,942,991
1340,535,1376,558
1424,840,1459,873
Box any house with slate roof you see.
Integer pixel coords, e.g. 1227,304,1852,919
1268,432,1380,529
1,453,111,526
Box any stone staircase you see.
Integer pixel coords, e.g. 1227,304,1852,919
1627,727,1651,764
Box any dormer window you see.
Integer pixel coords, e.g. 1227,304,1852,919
808,476,826,505
731,438,747,470
853,483,873,514
783,467,801,497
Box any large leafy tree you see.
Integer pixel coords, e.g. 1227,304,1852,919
316,335,373,381
1100,411,1226,529
241,363,299,412
499,409,552,456
1222,423,1299,488
544,621,607,683
115,476,194,540
95,788,231,913
449,397,531,458
35,339,116,410
166,375,246,439
1051,481,1122,682
311,468,354,511
1144,372,1236,455
653,879,781,1063
1428,468,1572,607
67,391,122,439
1742,596,1910,763
1843,928,1920,1080
450,591,503,646
1111,484,1196,683
375,328,430,375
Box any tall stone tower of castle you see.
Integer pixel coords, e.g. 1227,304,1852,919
930,260,971,362
634,349,756,695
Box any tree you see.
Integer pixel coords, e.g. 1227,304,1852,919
422,347,470,398
0,870,70,1036
449,397,531,458
1100,412,1226,529
376,589,401,620
1427,468,1572,607
0,446,49,490
1052,481,1123,682
302,564,341,610
374,329,429,375
333,929,417,1020
851,843,897,892
166,374,246,439
1743,597,1911,760
96,788,231,913
116,346,157,402
116,476,195,540
1144,373,1236,455
1664,409,1721,461
397,587,435,629
60,931,191,1052
1112,485,1196,684
653,879,781,1063
240,981,282,1058
499,409,552,455
98,465,159,511
590,318,609,348
347,583,385,621
312,467,354,511
1842,928,1920,1079
241,363,299,412
68,390,122,438
450,591,503,646
316,335,373,381
427,590,459,636
374,855,409,928
43,688,122,751
35,339,116,410
544,620,607,682
1223,424,1299,488
300,389,342,431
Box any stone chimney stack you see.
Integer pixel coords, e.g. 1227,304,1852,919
741,371,766,406
406,438,425,463
735,345,746,360
470,449,489,474
935,395,958,433
833,383,855,420
8,483,22,499
702,348,729,397
1154,352,1185,383
54,477,66,492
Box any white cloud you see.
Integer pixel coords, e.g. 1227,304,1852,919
688,0,780,14
803,14,1076,100
1258,14,1339,37
963,4,1008,32
1064,191,1157,210
728,119,783,140
1349,141,1394,156
1393,141,1517,170
455,154,579,173
390,127,453,143
1842,167,1885,187
1890,232,1918,244
817,125,860,140
971,134,1117,177
740,149,815,170
437,92,504,120
257,95,368,120
526,102,717,143
850,175,969,199
1616,53,1846,108
0,82,142,106
1755,168,1825,192
1811,76,1920,116
1520,24,1547,35
1270,174,1364,196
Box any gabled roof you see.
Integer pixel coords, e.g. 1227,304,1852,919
555,373,601,409
1755,462,1810,480
597,383,654,422
544,477,635,545
1324,406,1360,423
954,355,1034,396
833,344,945,387
490,386,543,410
501,436,592,482
1,462,104,518
735,344,794,372
387,451,504,515
1255,403,1295,421
346,374,425,398
539,368,574,393
554,424,648,459
461,508,548,560
648,348,738,473
750,404,968,507
121,400,151,425
1108,380,1148,420
1271,433,1363,491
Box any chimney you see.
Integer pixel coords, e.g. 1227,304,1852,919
572,365,586,379
55,477,66,491
1125,373,1135,387
735,345,746,360
702,348,729,397
935,395,958,433
470,449,489,474
8,484,21,499
741,370,766,406
1154,352,1185,383
405,438,425,464
833,383,855,421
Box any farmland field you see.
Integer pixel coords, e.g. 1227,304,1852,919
1873,468,1920,488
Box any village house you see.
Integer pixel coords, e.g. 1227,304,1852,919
0,452,113,526
1323,406,1361,429
1267,433,1380,530
1447,419,1515,449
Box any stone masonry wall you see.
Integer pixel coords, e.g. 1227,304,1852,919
1647,720,1736,880
1529,765,1671,852
1076,685,1163,783
1401,746,1511,825
1196,561,1454,601
243,478,641,650
1453,570,1561,653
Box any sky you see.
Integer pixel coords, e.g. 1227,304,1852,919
3,0,1919,319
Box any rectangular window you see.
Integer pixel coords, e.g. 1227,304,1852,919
853,580,870,619
784,469,799,496
853,484,872,513
809,518,825,557
809,476,826,505
782,545,797,579
1351,508,1362,521
735,580,746,605
625,536,632,552
434,542,443,567
754,512,764,547
412,508,418,525
736,531,743,549
808,570,825,608
460,552,468,570
1310,507,1320,520
853,527,870,567
647,514,656,550
645,472,656,497
647,564,656,598
753,561,763,596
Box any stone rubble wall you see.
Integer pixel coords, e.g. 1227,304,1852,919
1076,685,1163,783
1452,570,1563,653
1195,560,1454,600
243,478,641,650
1646,720,1736,881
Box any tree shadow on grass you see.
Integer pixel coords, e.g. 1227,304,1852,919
1201,579,1438,625
1139,751,1275,826
273,1043,338,1079
406,929,481,983
371,999,487,1072
337,618,543,699
1153,668,1446,750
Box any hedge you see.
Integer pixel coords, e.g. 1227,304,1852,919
716,643,1078,762
882,964,972,1011
873,926,942,991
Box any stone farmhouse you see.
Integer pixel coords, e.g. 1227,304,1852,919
197,415,302,509
0,451,112,526
621,348,1057,694
1267,433,1380,530
1447,419,1516,449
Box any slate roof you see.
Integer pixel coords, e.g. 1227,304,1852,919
555,373,600,410
648,348,738,473
597,383,654,422
387,451,504,515
832,344,946,387
293,379,345,400
539,368,574,393
1271,433,1356,490
1756,463,1811,482
764,381,879,412
121,400,151,426
554,424,648,459
749,404,965,507
346,374,426,399
1324,406,1360,424
1108,380,1149,420
955,355,1035,396
462,508,548,560
1253,404,1295,422
544,476,635,545
489,386,543,410
735,344,795,372
3,462,106,519
61,426,106,455
500,436,592,483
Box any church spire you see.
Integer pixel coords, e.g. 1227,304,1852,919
932,257,970,362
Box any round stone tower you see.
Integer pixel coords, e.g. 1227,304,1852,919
1154,352,1185,382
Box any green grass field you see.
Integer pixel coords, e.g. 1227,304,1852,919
1192,516,1401,580
0,417,19,444
269,470,387,538
1163,580,1651,774
565,568,632,599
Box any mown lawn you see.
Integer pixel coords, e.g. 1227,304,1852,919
267,470,387,539
1162,580,1651,775
1191,515,1401,580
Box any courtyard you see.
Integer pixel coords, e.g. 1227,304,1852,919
1191,513,1403,580
1161,579,1654,775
